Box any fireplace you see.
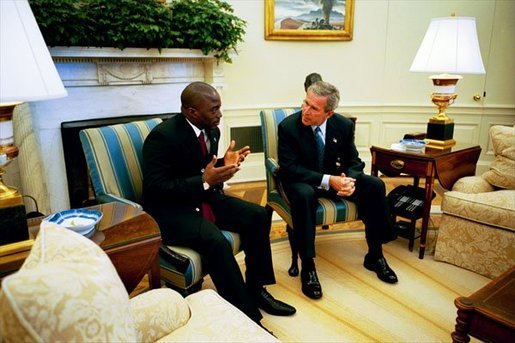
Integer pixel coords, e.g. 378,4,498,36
25,47,224,212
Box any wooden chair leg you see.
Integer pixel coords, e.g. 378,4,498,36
287,225,299,277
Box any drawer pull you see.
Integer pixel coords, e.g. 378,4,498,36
390,159,405,170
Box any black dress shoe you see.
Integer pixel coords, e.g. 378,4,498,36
301,269,323,299
363,254,398,284
255,288,296,316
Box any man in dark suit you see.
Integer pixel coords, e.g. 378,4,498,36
142,82,295,326
278,81,398,300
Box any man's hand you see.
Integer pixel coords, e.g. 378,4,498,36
203,155,240,186
224,140,251,166
329,173,356,197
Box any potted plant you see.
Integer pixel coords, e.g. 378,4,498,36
29,0,246,63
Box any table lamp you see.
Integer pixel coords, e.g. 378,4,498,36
410,16,485,149
0,0,67,244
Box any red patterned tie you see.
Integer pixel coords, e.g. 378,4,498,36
199,131,216,223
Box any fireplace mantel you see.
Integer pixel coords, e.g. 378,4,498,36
49,46,224,88
23,47,225,213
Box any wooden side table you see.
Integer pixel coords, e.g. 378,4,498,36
452,266,515,343
370,143,481,259
0,202,161,294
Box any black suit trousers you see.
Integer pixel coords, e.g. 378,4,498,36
169,195,275,323
285,174,395,260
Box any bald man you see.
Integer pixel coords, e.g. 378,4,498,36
142,82,295,327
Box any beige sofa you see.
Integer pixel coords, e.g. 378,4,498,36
434,125,515,279
0,222,277,342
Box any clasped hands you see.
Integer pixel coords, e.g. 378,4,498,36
202,140,251,186
329,173,356,197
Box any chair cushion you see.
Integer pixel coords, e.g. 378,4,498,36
0,222,136,342
441,189,515,231
482,125,515,190
160,231,241,290
268,189,359,228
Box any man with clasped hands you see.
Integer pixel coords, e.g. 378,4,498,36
278,81,398,300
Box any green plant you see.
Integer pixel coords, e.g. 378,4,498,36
29,0,246,63
168,0,246,63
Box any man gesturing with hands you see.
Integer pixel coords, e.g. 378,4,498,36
278,81,398,300
142,82,295,328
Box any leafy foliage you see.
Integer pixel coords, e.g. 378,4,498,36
168,0,246,63
29,0,246,63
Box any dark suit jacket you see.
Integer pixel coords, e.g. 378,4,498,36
142,113,227,243
278,111,365,188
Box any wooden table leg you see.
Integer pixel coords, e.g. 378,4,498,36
452,297,473,343
149,254,161,289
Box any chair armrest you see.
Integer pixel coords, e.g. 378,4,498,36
130,288,191,343
96,194,143,209
265,157,279,176
452,176,495,193
265,158,291,207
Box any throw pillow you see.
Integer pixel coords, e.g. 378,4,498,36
0,221,137,342
483,125,515,189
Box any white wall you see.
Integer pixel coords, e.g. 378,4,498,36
220,0,515,182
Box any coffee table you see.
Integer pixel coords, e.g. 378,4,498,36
0,202,161,294
452,266,515,342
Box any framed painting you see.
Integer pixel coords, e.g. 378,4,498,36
265,0,354,41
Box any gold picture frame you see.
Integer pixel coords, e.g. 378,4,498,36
265,0,354,41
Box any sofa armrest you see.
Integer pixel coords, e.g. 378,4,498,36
97,194,143,209
158,289,279,342
452,176,495,193
130,288,191,343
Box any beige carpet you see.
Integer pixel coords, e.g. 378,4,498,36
203,231,490,342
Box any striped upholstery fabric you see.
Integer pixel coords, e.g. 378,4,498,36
80,119,162,207
259,109,359,229
79,119,241,293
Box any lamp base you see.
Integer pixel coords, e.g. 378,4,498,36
0,172,28,245
425,138,456,150
427,120,455,141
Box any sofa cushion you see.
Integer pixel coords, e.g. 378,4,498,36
441,190,515,231
0,222,137,342
482,125,515,190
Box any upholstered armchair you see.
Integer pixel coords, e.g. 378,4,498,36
259,109,360,276
0,223,276,342
79,119,240,295
434,125,515,279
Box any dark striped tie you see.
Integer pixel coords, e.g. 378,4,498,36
199,131,216,223
314,126,325,171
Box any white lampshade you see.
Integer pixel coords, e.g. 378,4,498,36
0,0,67,103
410,17,486,75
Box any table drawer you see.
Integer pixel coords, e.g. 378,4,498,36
374,153,429,176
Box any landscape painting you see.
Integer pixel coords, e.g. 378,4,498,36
265,0,354,41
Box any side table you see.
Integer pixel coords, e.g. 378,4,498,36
0,202,162,294
452,266,515,342
370,143,481,259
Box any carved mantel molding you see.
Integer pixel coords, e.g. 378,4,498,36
49,46,224,88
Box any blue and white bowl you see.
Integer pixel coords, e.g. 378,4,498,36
400,139,427,151
43,209,103,236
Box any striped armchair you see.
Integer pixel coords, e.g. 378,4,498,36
259,109,359,276
79,119,240,295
